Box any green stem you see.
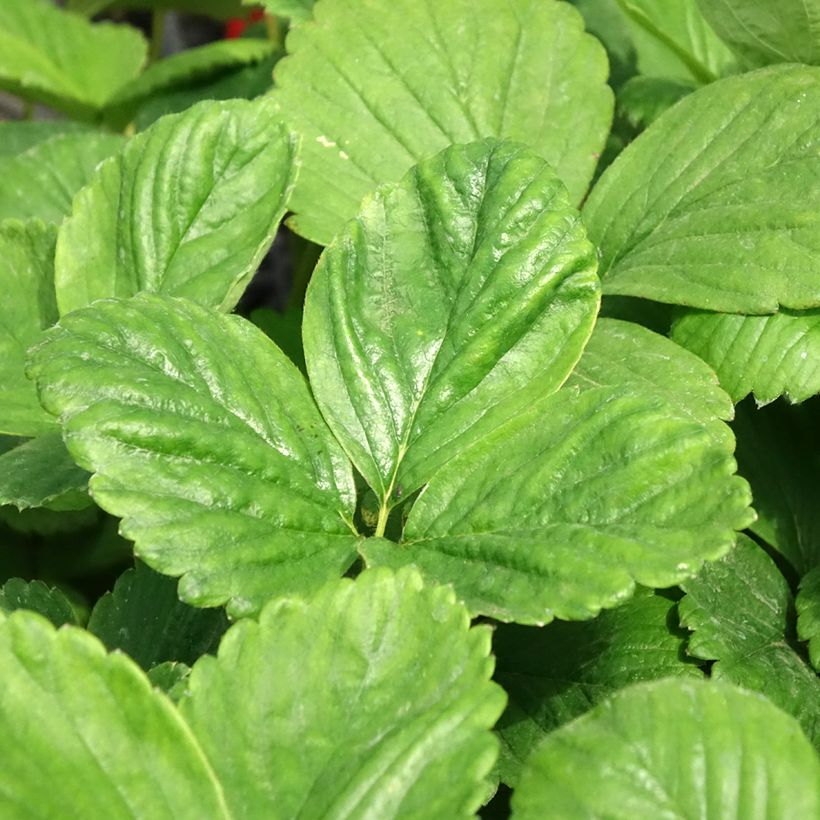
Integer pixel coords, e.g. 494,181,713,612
264,13,282,46
21,99,33,120
149,10,167,64
374,502,390,538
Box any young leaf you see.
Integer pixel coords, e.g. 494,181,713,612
617,0,733,85
679,535,820,747
798,566,820,671
362,384,752,624
0,578,79,627
304,140,600,509
672,308,820,405
105,39,277,127
181,568,506,819
88,562,227,670
494,589,701,787
0,611,228,818
0,0,147,119
0,433,89,512
0,132,124,224
274,0,613,244
732,399,820,577
584,66,820,312
257,0,315,22
29,294,360,618
55,98,297,316
566,318,734,439
697,0,820,67
0,220,58,437
0,120,95,160
512,679,820,819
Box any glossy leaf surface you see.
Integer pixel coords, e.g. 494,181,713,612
56,98,297,316
29,294,360,618
512,679,820,819
0,579,79,627
275,0,613,244
304,140,600,505
585,66,820,312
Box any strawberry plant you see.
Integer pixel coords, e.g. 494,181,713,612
1,0,819,816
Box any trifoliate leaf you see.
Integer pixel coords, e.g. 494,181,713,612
0,0,147,119
304,140,600,510
0,132,124,224
616,0,733,85
29,294,360,618
494,589,701,787
181,568,506,819
512,679,820,819
0,433,89,511
0,578,79,627
0,220,58,437
672,308,820,405
697,0,820,67
55,98,297,316
566,318,734,439
362,384,752,624
679,535,820,747
798,566,820,671
88,562,227,670
585,66,820,312
732,399,820,577
0,120,95,160
0,611,228,818
275,0,613,244
105,39,277,127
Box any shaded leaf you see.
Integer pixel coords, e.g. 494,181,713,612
275,0,613,244
249,307,305,372
0,0,146,118
88,561,227,670
256,0,314,22
181,568,506,819
672,308,820,404
0,120,95,160
512,678,820,819
679,534,820,747
29,294,360,618
55,98,297,316
585,66,820,312
0,578,79,627
494,589,701,786
363,383,752,624
798,566,820,671
304,139,600,508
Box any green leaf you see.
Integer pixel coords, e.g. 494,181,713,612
616,0,734,85
274,0,613,244
249,307,305,372
616,75,693,133
494,589,701,787
256,0,314,22
0,0,147,118
0,220,58,437
0,132,124,224
29,293,360,618
0,578,79,627
105,39,277,126
672,308,820,405
569,0,636,88
0,120,95,160
0,433,89,512
147,660,191,701
55,98,297,316
362,383,752,624
697,0,820,67
88,562,228,670
584,65,820,313
732,399,820,577
304,140,600,510
566,318,734,440
0,610,229,818
511,678,820,819
181,568,506,819
679,534,820,748
798,566,820,671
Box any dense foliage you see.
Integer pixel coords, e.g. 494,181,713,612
1,0,819,816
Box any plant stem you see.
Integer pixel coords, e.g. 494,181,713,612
265,13,282,46
149,10,167,64
374,502,390,538
21,100,33,120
